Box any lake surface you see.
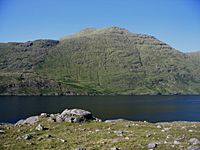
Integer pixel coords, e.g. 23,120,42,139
0,95,200,123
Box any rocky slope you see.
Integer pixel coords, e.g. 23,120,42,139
1,27,200,95
0,109,200,149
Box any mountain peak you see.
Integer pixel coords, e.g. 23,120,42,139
60,26,135,40
100,26,131,35
78,26,131,35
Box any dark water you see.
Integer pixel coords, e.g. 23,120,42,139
0,96,200,123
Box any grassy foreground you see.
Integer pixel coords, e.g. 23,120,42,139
0,117,200,150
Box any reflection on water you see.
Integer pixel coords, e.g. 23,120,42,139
0,95,200,123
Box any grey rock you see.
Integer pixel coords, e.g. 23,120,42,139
16,134,32,140
64,117,74,123
95,118,102,122
189,138,200,145
156,141,162,145
45,134,51,138
148,143,157,149
187,146,200,150
40,113,48,117
26,142,34,145
50,114,56,118
156,125,162,129
114,130,124,134
60,139,66,142
47,117,55,122
30,132,37,135
174,140,181,145
24,116,39,124
61,109,92,119
189,129,193,132
125,137,129,140
166,135,173,139
16,129,22,133
22,134,32,140
163,127,171,131
114,130,124,136
35,124,44,131
146,134,151,137
15,116,39,125
73,117,84,123
15,119,25,126
55,108,99,123
56,115,64,122
16,137,22,140
95,129,100,132
0,130,5,134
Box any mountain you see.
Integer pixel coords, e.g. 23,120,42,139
1,27,200,95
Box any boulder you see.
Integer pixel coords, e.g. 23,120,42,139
15,116,39,125
174,140,181,145
35,124,44,131
64,117,74,123
56,115,64,122
0,130,5,134
23,116,39,124
55,108,98,123
148,143,157,149
15,109,99,125
22,134,33,140
16,134,32,140
189,138,200,145
61,109,92,119
15,119,25,126
187,146,200,150
40,113,48,117
73,117,84,123
47,117,55,123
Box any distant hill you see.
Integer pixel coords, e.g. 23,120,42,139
1,27,200,95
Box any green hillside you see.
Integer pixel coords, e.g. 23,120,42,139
1,27,200,95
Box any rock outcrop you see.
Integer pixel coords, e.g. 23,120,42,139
15,116,39,126
55,109,101,123
15,108,101,126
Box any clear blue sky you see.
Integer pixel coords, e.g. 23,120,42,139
0,0,199,52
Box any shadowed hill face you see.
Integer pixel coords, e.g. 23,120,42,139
1,27,200,95
0,40,59,70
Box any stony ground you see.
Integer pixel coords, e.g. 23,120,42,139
0,117,200,150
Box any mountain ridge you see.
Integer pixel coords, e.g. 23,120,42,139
0,27,200,95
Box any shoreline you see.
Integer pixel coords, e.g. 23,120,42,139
0,108,200,149
1,94,200,96
1,120,200,125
